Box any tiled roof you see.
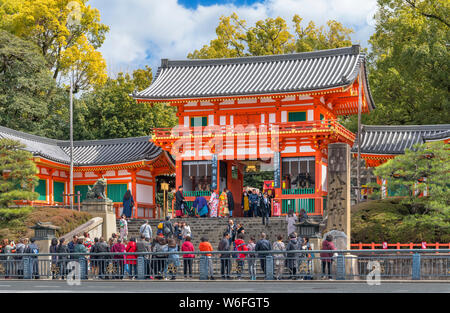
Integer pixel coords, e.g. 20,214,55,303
0,125,165,166
352,124,450,155
133,45,375,109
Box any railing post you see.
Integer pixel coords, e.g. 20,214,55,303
23,257,32,279
265,255,274,280
137,256,145,280
199,256,208,280
80,257,88,280
336,254,345,280
412,253,421,280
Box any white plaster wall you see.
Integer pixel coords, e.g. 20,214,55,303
137,184,153,204
322,164,327,192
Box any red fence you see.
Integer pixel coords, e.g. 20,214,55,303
351,242,450,250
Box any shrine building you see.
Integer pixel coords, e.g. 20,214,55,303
133,45,375,217
0,125,174,219
351,124,450,198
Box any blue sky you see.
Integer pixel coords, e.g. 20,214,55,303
89,0,378,77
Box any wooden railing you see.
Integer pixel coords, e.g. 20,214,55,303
114,203,157,219
351,242,450,250
152,120,355,142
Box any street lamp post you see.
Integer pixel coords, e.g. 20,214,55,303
69,72,74,210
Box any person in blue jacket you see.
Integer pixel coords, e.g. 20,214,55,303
193,196,209,217
122,190,135,218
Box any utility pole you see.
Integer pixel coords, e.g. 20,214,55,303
69,72,74,210
356,70,362,204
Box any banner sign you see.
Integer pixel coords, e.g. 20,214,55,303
211,154,218,191
273,151,280,188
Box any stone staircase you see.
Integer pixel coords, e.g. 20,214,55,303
118,216,323,249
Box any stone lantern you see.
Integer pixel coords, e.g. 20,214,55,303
295,219,321,239
30,222,60,241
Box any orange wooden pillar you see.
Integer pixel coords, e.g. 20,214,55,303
315,149,323,215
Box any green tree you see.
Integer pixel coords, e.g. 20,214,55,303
365,0,450,126
74,66,177,140
0,30,68,138
0,138,38,208
374,141,449,214
188,13,354,59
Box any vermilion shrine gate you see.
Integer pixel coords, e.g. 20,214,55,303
134,45,375,217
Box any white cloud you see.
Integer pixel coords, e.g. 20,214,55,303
89,0,377,77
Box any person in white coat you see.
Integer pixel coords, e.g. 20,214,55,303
139,220,153,240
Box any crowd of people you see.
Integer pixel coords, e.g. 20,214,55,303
174,186,273,226
0,213,336,280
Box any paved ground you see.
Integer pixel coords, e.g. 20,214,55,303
0,280,448,293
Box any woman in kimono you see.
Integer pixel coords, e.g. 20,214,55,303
218,188,229,217
119,214,128,241
209,190,219,217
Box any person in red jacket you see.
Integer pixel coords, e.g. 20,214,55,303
320,235,336,280
125,238,137,279
234,233,248,279
111,238,126,279
181,236,195,278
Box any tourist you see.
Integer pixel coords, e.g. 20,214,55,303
242,190,250,217
56,238,69,279
249,190,259,217
226,219,237,246
15,238,27,279
96,237,110,279
119,215,128,241
137,234,151,279
3,239,15,278
90,237,100,278
181,236,194,279
49,238,59,279
83,232,94,251
286,210,298,238
163,215,174,238
173,222,183,245
227,188,235,217
261,193,271,226
68,235,78,254
272,235,286,280
234,233,248,280
198,237,214,280
255,233,271,275
167,239,180,280
246,237,257,280
175,186,185,217
139,220,153,240
320,235,336,280
218,232,231,279
218,188,229,218
73,238,87,260
236,223,245,235
180,221,192,242
122,190,135,218
153,237,168,279
125,237,137,279
286,233,300,280
299,208,308,223
193,195,208,217
25,238,40,279
111,238,126,279
209,190,219,217
298,237,312,280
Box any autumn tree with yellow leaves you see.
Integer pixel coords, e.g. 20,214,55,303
0,0,108,92
188,13,353,59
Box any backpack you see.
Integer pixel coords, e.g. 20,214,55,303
157,222,164,230
163,222,171,235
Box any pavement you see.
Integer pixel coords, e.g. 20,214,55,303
0,280,448,293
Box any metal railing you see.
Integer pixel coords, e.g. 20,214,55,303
0,249,448,281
